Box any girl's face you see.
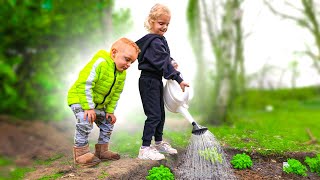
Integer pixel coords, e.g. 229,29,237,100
150,14,171,36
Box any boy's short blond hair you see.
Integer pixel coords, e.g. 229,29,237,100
144,3,171,32
111,37,140,54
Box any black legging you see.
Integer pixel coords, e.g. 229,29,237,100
139,75,165,146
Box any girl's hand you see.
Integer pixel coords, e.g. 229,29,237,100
106,113,116,124
179,81,190,92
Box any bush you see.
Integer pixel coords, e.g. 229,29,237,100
283,158,307,176
230,153,253,170
305,154,320,176
146,165,174,180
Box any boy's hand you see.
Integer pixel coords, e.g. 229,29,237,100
84,109,96,124
179,81,190,92
106,113,116,124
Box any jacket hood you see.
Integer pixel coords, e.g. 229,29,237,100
136,34,163,63
94,49,110,61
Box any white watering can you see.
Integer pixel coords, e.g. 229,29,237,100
163,80,207,135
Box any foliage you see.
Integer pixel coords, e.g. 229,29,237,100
305,154,320,176
230,153,253,170
198,147,223,163
187,0,246,124
283,158,307,177
0,0,132,121
264,0,320,74
146,165,175,180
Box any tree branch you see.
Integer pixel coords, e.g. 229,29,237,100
263,0,302,22
304,128,317,145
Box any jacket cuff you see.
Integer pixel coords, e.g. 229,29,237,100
174,75,183,84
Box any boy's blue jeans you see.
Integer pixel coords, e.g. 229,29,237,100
70,104,114,147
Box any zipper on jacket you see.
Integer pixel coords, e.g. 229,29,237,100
95,64,117,108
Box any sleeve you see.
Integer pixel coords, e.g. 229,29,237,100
145,38,183,84
75,61,101,110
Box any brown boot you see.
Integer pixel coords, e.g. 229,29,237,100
95,143,120,161
73,144,101,167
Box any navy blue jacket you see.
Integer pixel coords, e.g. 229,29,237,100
136,34,183,84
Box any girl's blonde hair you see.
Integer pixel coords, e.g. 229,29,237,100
144,3,171,32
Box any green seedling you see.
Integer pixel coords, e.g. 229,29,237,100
231,153,253,170
283,158,307,177
146,165,174,180
198,147,223,164
305,154,320,176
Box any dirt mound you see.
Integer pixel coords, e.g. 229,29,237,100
0,115,72,166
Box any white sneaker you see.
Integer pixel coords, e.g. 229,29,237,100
153,141,178,154
138,146,165,160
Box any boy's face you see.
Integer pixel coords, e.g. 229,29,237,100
111,45,138,72
150,14,171,36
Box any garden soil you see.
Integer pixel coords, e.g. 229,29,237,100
0,115,319,180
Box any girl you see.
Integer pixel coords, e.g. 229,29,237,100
136,3,189,160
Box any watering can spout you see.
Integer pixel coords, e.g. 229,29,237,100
192,122,208,135
164,80,208,135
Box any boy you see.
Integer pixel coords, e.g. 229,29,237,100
67,37,140,167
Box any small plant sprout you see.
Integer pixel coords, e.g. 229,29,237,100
231,153,253,170
305,154,320,176
198,147,223,164
283,158,307,176
146,165,174,180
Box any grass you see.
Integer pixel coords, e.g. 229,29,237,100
105,87,320,157
98,171,109,179
109,117,191,157
109,105,320,157
0,156,34,180
35,154,64,165
210,99,320,155
109,131,142,157
38,172,64,180
0,154,66,180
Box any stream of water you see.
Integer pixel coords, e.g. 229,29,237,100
175,130,237,180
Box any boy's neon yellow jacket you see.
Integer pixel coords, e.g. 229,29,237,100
67,50,126,113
